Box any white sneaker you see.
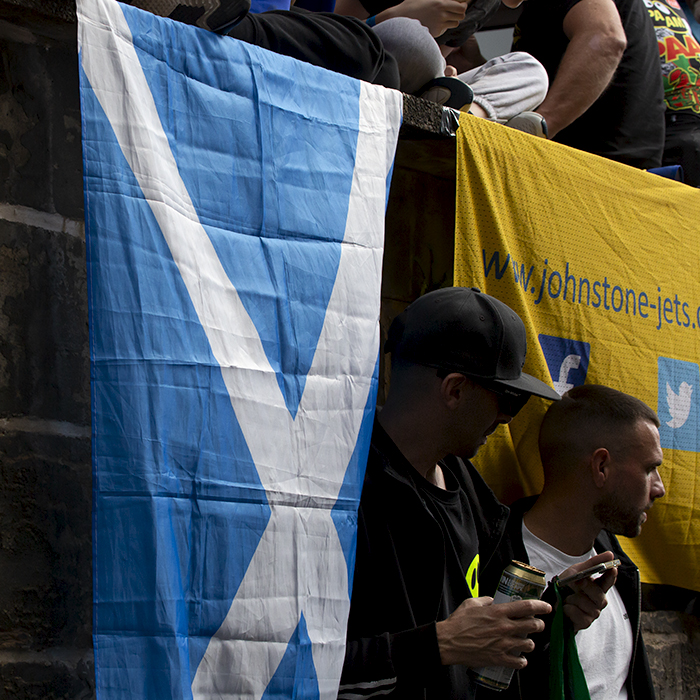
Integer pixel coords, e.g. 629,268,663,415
505,112,548,138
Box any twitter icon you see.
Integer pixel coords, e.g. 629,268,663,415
658,357,700,452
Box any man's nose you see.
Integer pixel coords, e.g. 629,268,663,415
651,469,666,499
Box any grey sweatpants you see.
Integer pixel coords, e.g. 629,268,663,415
373,17,548,122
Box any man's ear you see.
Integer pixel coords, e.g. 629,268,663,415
440,373,469,409
591,447,611,488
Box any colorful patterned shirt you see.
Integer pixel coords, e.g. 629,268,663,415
647,0,700,113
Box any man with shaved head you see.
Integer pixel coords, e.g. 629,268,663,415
508,384,664,699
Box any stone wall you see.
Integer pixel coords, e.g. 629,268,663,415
0,1,93,697
645,611,700,699
0,2,94,700
0,1,698,698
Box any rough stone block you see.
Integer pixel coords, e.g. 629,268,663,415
0,219,88,424
643,611,700,699
0,1,76,23
0,430,91,650
0,12,83,218
0,653,94,700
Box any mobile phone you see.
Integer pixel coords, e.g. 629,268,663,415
555,559,621,588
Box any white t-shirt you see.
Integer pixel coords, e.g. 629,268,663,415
522,523,634,700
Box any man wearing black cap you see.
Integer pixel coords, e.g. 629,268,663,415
338,287,608,700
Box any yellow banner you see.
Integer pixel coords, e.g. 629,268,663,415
454,114,700,591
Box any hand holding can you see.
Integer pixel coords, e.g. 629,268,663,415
472,561,547,691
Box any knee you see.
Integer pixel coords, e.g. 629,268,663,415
374,17,445,93
491,51,549,102
372,16,432,43
503,51,546,68
502,51,548,77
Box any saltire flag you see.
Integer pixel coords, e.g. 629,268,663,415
77,0,402,697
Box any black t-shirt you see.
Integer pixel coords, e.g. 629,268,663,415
417,459,480,615
414,458,480,698
514,0,665,168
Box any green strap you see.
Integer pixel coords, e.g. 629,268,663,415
548,585,592,700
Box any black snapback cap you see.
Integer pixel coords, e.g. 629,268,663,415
385,287,560,401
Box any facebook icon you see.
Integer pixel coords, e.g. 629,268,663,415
538,334,591,396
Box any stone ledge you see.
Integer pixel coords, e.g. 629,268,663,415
401,94,459,139
0,204,84,240
0,417,90,438
0,648,91,666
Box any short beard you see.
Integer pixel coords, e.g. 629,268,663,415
593,497,643,538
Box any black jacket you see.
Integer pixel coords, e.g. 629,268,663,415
502,496,656,700
338,420,510,700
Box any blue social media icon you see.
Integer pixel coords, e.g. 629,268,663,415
658,357,700,452
538,334,590,396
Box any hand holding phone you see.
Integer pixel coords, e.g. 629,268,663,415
555,559,621,588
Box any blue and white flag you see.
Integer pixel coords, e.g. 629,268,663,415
77,1,402,697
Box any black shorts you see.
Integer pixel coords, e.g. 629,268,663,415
228,7,400,88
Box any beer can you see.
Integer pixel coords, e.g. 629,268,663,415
472,560,547,691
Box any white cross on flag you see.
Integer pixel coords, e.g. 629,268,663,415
77,1,402,696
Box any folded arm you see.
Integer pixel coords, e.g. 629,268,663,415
535,0,626,138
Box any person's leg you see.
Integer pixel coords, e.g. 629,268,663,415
663,114,700,187
372,17,445,94
228,7,400,88
458,52,548,123
372,18,473,109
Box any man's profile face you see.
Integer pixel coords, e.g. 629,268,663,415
593,419,665,538
451,378,514,459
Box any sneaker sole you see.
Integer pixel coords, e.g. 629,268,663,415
127,0,249,32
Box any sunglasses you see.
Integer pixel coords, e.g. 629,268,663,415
483,382,531,417
436,369,531,417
